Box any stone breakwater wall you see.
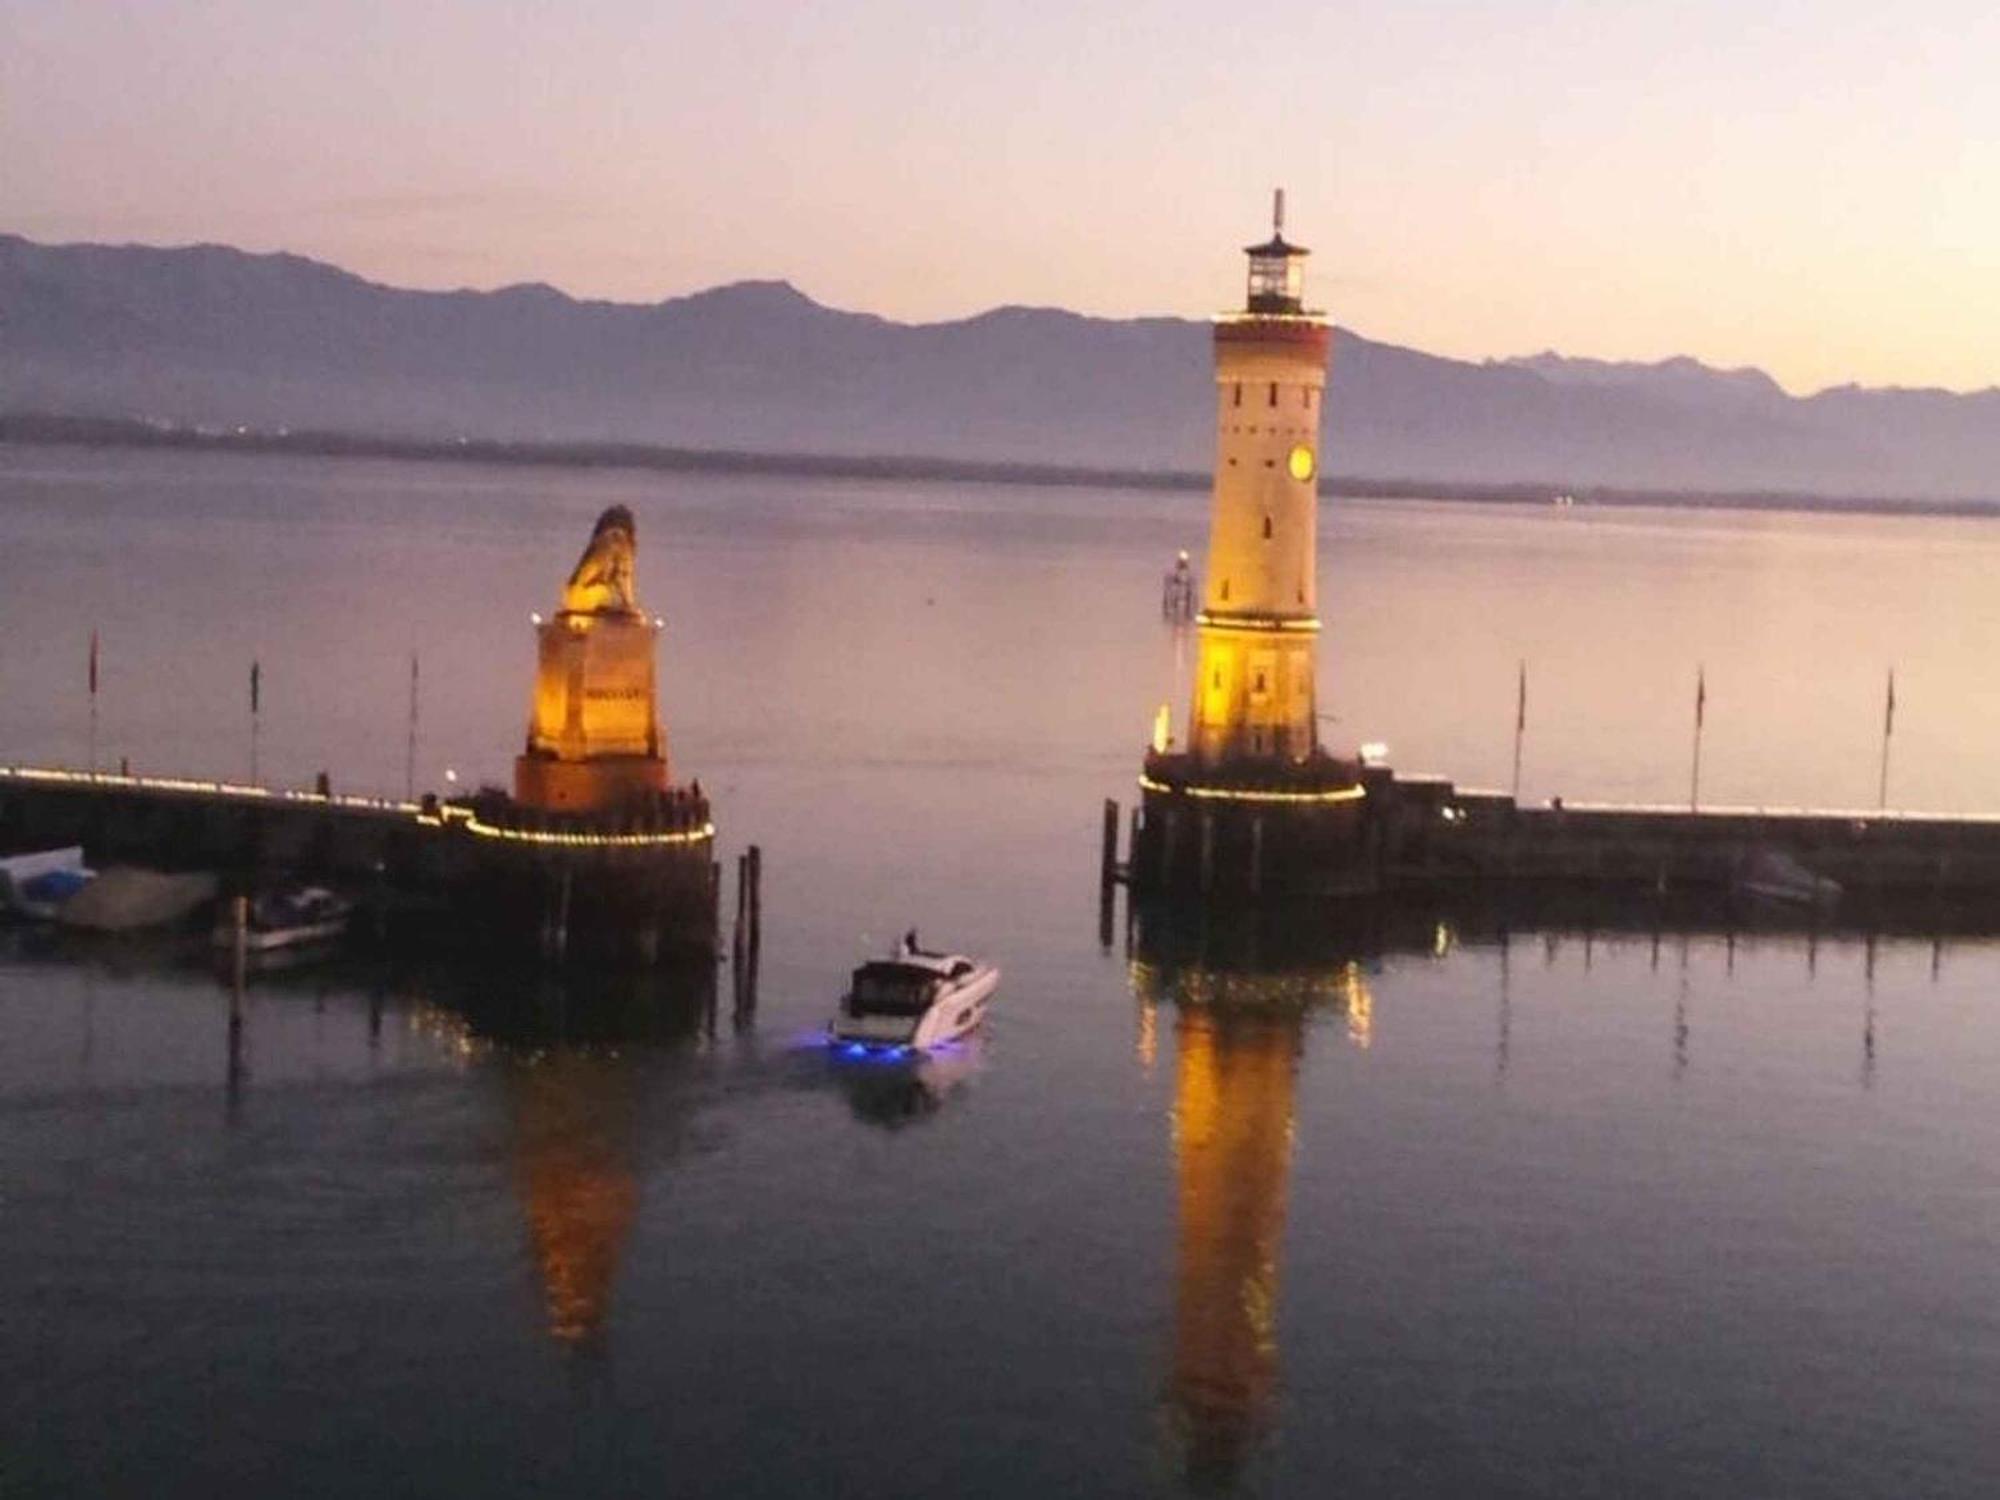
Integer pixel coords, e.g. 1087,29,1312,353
1393,777,2000,895
1128,762,2000,902
0,767,718,961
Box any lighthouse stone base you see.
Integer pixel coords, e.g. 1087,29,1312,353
1132,749,1377,900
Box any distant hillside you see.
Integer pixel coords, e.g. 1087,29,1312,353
4,232,1997,500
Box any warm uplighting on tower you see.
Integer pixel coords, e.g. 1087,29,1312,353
1130,192,1373,899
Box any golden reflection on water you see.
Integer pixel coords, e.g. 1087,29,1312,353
507,1052,642,1347
1168,1002,1299,1481
1133,948,1376,1483
1137,997,1159,1075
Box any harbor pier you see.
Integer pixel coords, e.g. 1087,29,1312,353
1,507,721,963
0,764,718,960
1120,763,2000,908
1126,200,2000,914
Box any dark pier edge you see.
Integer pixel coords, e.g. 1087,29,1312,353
1133,749,1374,899
0,767,719,965
1122,759,2000,910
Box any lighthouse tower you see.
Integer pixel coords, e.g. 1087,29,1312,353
1191,189,1327,765
1133,194,1373,899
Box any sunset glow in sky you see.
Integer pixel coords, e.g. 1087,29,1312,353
4,0,1996,394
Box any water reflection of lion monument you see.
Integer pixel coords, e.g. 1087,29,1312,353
561,505,640,616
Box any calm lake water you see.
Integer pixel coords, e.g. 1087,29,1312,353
4,445,1999,1497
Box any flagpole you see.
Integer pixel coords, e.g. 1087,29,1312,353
1878,667,1896,811
406,651,420,802
1689,665,1706,812
250,659,261,786
1511,659,1526,801
88,629,100,774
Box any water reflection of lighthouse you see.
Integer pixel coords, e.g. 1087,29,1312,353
1134,932,1374,1484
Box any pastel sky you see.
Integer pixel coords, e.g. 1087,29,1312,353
4,0,1996,393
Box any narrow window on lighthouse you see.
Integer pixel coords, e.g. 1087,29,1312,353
1262,516,1272,539
1219,578,1230,602
1233,383,1242,408
1268,382,1278,408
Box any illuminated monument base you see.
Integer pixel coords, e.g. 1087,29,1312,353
513,540,672,815
1132,749,1377,900
514,751,668,814
461,504,717,965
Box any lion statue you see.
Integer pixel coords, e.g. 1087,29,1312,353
560,505,641,615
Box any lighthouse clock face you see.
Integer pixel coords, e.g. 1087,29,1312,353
1287,444,1316,482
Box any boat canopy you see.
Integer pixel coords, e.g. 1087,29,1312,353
849,955,978,1012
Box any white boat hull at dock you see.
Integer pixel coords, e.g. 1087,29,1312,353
59,867,219,933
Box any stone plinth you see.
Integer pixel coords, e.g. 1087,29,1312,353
513,506,676,816
1132,749,1376,899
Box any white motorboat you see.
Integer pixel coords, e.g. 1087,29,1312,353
830,938,999,1052
0,846,96,920
212,886,354,952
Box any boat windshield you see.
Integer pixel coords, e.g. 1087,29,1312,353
849,962,940,1015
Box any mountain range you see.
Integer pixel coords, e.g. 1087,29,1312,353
4,231,1997,501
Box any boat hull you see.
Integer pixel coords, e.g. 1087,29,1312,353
910,966,999,1049
211,916,352,952
58,868,218,932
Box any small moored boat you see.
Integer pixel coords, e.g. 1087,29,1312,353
0,847,96,921
1732,848,1841,909
212,886,355,953
830,934,999,1053
59,867,218,932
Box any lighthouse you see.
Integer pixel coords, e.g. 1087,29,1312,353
1191,189,1327,765
1132,194,1374,899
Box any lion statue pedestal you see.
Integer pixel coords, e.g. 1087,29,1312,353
514,506,671,813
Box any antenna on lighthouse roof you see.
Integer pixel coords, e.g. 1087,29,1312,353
1273,188,1285,237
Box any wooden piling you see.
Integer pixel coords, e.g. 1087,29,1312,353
729,852,749,1023
738,845,762,1024
554,868,572,964
1098,800,1120,949
227,894,247,1097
